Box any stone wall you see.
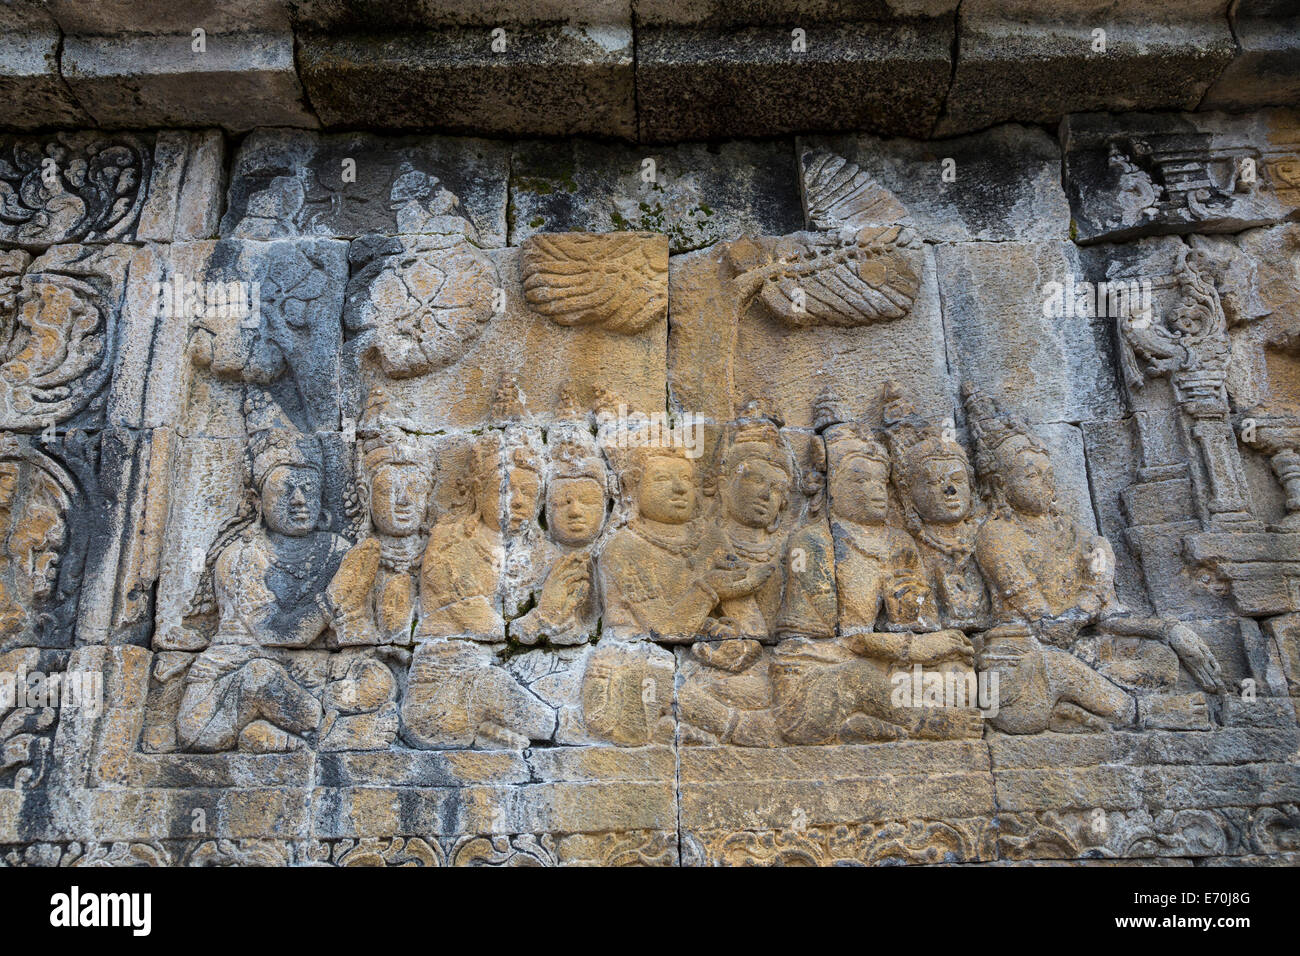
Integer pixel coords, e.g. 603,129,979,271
0,8,1299,866
3,1,1298,139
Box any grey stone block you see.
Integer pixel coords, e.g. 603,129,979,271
637,21,953,142
0,29,90,129
297,27,636,138
801,124,1071,241
936,240,1124,426
1062,110,1300,244
1202,18,1300,114
43,0,292,35
633,0,959,26
939,19,1235,136
137,129,226,242
61,32,318,132
509,138,803,252
292,0,631,29
222,128,509,246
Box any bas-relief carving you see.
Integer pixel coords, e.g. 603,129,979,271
9,128,1300,865
0,133,151,247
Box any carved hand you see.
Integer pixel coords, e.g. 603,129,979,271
909,630,975,666
1166,623,1227,694
327,538,381,616
703,552,775,602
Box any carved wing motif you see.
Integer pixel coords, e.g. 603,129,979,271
801,150,908,231
521,233,668,335
735,226,921,328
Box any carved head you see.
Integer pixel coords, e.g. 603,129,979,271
507,446,543,534
716,422,794,531
250,427,324,537
364,442,431,539
357,390,433,537
963,385,1056,518
463,438,502,531
547,440,608,547
0,461,17,509
625,446,696,526
824,423,891,525
880,381,975,527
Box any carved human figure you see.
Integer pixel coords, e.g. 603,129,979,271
177,424,348,752
771,424,982,744
964,387,1225,734
0,450,69,641
390,164,481,241
514,438,608,646
678,422,796,747
418,437,505,640
881,382,991,631
326,423,432,646
598,444,764,642
0,462,21,634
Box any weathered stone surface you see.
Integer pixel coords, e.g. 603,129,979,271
633,0,960,25
509,139,803,253
61,32,318,131
44,0,293,35
801,124,1071,241
670,236,950,427
1063,109,1300,243
137,130,227,242
297,28,636,138
6,102,1300,868
637,21,953,142
222,129,509,246
1201,17,1300,112
939,18,1236,136
0,27,91,129
292,0,632,29
936,240,1123,425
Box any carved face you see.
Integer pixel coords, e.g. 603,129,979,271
1004,447,1055,516
830,455,889,525
546,477,605,547
0,463,17,509
370,462,430,537
910,458,971,523
507,467,542,533
724,458,790,529
637,456,696,525
261,465,321,537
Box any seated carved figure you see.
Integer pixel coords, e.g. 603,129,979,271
677,422,795,746
418,437,506,640
513,437,608,646
177,423,349,753
963,387,1225,734
771,424,982,745
881,382,991,632
0,448,69,642
599,443,764,642
326,417,432,647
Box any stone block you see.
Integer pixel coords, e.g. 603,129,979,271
509,138,803,252
222,128,510,246
297,27,636,138
1062,109,1300,243
62,32,318,132
637,21,953,142
801,124,1071,241
1201,18,1300,112
936,240,1124,426
939,18,1235,136
670,237,951,427
0,28,91,128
